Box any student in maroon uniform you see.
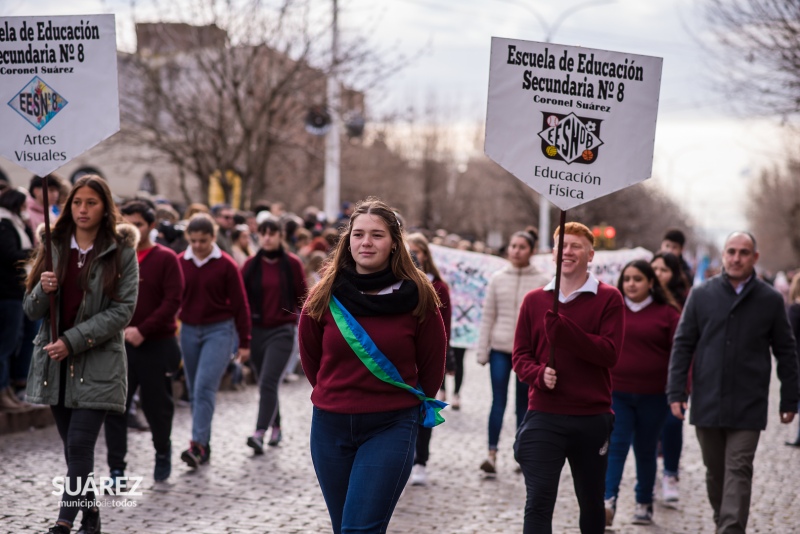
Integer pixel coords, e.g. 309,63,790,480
406,232,451,486
177,213,251,468
25,175,139,534
603,260,680,527
512,222,624,534
650,251,690,504
299,198,446,534
242,217,307,454
104,200,184,482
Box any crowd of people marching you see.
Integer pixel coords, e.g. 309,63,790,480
1,172,799,534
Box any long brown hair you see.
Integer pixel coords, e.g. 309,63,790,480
304,197,441,321
406,232,443,281
617,259,681,312
26,175,124,299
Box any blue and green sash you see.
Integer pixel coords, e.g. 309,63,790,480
329,295,446,428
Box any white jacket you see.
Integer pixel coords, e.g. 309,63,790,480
476,264,549,364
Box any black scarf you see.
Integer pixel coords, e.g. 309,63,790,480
332,266,419,316
244,246,296,323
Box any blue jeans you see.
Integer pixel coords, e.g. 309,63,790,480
13,315,40,384
310,406,419,534
661,409,684,476
180,320,235,445
604,391,669,504
488,349,528,449
0,299,24,390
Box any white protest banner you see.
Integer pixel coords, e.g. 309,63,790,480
485,38,663,210
0,15,119,176
431,245,652,349
430,244,508,350
531,246,653,286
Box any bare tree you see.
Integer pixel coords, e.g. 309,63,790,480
745,161,800,270
705,0,800,121
116,0,406,207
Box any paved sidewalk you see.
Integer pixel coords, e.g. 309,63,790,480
2,354,800,533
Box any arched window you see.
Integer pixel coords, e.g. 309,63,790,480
70,166,104,184
139,172,158,194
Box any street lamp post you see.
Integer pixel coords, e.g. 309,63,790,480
506,0,615,251
324,0,341,224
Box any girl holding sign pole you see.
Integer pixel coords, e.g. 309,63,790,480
299,198,447,533
25,175,139,534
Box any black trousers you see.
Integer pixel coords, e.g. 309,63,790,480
514,410,614,534
414,426,432,466
105,337,181,471
51,404,107,526
440,347,465,394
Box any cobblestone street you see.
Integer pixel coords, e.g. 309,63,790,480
2,354,800,533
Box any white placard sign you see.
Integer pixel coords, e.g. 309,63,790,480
485,37,663,210
0,14,119,176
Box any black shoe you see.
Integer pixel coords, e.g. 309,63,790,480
785,440,800,447
47,525,70,534
247,434,265,455
77,507,101,534
180,441,209,468
267,427,282,447
154,449,171,481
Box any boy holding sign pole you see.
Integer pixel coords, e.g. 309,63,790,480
512,222,624,534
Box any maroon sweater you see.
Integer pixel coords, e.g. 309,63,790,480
513,282,625,415
299,302,447,414
432,278,452,343
130,244,184,340
611,302,679,395
241,252,308,328
59,249,84,335
178,251,252,349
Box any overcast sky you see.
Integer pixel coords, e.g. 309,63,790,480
1,0,785,246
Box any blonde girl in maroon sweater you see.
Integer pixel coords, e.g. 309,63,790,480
603,260,680,527
299,198,446,534
177,213,251,468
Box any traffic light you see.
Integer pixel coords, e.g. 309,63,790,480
591,224,616,249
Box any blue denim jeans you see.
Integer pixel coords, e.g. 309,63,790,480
661,408,684,476
13,315,40,384
0,299,24,390
604,391,669,504
310,406,419,534
488,349,528,449
180,319,235,445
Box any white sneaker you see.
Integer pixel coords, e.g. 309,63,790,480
410,464,427,486
662,474,680,503
451,393,460,410
632,503,653,525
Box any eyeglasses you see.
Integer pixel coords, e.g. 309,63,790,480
220,215,233,220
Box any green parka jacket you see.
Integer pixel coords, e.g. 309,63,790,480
24,224,139,413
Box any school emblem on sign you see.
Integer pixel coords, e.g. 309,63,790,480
8,76,68,130
538,112,603,165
